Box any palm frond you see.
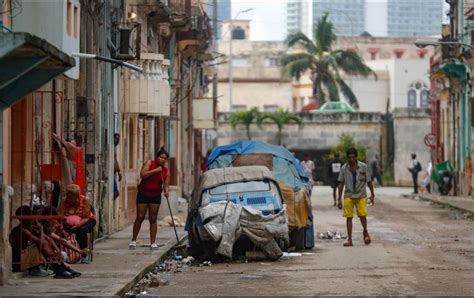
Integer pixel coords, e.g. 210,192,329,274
229,107,259,127
282,57,312,80
337,78,359,109
285,32,318,54
314,13,336,53
332,50,377,79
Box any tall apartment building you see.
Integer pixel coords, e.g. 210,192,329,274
287,0,443,38
217,0,231,38
386,0,443,37
287,0,312,37
313,0,366,36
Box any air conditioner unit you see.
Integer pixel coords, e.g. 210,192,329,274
114,23,141,60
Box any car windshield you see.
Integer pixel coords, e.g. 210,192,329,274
209,180,271,195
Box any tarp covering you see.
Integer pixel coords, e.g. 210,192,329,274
207,140,309,188
198,201,289,260
278,181,310,228
190,165,278,210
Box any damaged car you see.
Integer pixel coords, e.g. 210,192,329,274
187,165,289,261
207,140,314,251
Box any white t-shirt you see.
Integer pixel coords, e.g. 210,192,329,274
301,160,315,180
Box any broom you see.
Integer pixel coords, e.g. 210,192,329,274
162,172,187,249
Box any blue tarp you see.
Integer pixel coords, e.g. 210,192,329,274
207,140,309,188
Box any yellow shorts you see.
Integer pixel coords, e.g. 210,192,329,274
343,197,367,218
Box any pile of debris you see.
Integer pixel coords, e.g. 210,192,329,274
318,231,346,240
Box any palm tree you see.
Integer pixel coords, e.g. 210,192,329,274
281,13,376,109
257,108,302,146
229,107,260,140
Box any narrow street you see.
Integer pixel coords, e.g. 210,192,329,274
150,186,474,296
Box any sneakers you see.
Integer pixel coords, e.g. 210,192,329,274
129,240,137,249
150,243,159,250
80,257,90,264
29,265,50,277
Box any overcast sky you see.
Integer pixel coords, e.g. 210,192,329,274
231,0,449,41
232,0,287,41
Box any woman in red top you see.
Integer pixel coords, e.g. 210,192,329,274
130,147,170,250
58,184,96,263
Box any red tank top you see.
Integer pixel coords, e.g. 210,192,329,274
138,160,168,197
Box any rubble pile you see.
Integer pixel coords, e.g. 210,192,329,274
318,231,346,240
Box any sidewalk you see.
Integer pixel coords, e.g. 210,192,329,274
0,224,187,296
416,193,474,214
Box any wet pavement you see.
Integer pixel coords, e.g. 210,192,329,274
144,186,474,296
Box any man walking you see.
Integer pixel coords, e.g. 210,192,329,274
370,155,383,186
337,147,375,247
408,153,421,194
329,152,342,206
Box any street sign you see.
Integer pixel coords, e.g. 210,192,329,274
424,133,436,148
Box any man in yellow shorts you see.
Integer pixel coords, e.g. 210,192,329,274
337,147,375,247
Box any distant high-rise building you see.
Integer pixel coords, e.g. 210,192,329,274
313,0,366,37
287,0,312,38
216,0,231,39
386,0,443,37
286,0,443,38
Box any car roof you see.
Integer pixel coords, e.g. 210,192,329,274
190,165,277,209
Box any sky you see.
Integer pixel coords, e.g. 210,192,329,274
232,0,287,41
231,0,449,41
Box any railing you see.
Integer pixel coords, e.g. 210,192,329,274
122,53,171,116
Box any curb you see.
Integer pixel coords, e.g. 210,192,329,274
409,194,474,215
115,234,188,297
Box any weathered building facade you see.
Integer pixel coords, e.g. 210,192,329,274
0,0,214,285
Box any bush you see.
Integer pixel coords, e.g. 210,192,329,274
330,133,367,162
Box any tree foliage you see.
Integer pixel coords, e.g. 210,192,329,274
330,133,367,163
257,108,302,146
281,13,376,109
229,107,260,140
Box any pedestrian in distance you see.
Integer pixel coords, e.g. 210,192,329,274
408,153,422,194
300,154,315,193
113,133,122,200
370,154,383,187
329,152,342,206
129,147,170,250
337,147,375,247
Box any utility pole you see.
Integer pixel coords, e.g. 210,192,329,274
213,0,218,121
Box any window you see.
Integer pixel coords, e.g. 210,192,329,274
407,81,429,108
209,181,271,195
232,105,247,112
420,90,430,108
407,90,416,107
66,1,72,36
73,5,78,38
233,58,248,67
264,105,279,112
264,58,280,67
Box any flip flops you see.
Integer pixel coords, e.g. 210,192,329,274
363,231,371,245
343,239,353,247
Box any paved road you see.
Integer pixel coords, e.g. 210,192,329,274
151,186,474,296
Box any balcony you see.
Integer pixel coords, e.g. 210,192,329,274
120,53,170,116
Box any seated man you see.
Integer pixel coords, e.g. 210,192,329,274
10,206,80,278
58,184,96,263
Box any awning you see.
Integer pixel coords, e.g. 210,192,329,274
0,32,75,110
440,63,469,81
